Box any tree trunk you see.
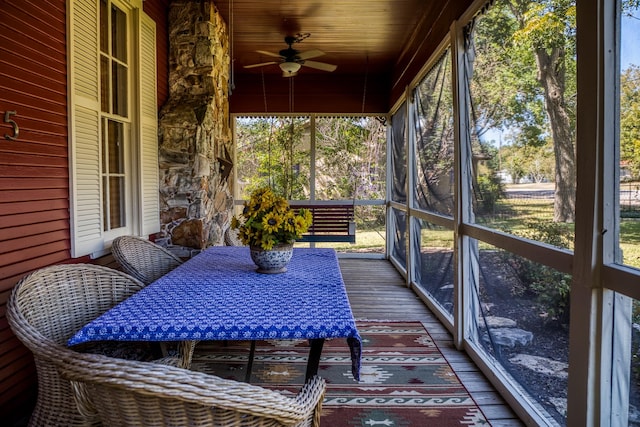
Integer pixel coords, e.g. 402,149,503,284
535,46,576,222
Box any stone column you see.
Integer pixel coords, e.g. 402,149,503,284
157,1,233,254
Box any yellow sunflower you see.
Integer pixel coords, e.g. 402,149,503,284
262,211,284,234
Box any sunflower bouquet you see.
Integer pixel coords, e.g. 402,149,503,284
231,187,313,250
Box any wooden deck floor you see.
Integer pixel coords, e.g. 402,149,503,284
339,258,525,427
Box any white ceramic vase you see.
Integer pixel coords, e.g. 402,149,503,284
249,243,294,274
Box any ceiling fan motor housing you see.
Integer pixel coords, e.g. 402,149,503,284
279,47,300,61
280,36,300,61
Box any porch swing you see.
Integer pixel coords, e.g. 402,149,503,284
261,75,356,243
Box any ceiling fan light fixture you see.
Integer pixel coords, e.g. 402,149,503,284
279,61,301,74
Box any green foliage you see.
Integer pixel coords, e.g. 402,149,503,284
499,140,555,183
514,1,576,51
470,0,578,221
470,1,549,136
506,220,573,322
236,117,310,200
475,173,505,214
623,0,640,13
620,66,640,179
236,116,386,226
315,117,386,202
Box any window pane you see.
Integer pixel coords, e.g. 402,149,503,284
109,176,125,229
236,117,310,200
101,119,107,172
618,3,640,269
413,49,455,217
390,207,407,270
112,62,128,117
354,204,385,253
102,176,108,231
102,120,125,232
111,5,127,63
99,0,108,53
107,120,124,173
100,56,109,112
412,217,454,317
469,240,569,424
391,103,407,203
235,116,386,256
465,2,576,243
315,117,386,201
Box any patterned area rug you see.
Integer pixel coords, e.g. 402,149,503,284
191,321,491,426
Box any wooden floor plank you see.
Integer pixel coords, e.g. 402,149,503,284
339,258,525,427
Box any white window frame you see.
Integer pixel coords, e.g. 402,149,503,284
100,0,133,241
67,0,159,258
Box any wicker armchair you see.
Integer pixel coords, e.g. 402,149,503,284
58,352,326,427
111,235,183,285
225,227,245,246
6,264,169,427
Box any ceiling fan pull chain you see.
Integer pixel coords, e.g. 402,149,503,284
261,69,268,112
289,78,294,113
362,54,369,114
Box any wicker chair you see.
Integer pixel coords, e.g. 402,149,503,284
111,235,183,285
58,352,326,427
6,264,174,427
225,227,245,246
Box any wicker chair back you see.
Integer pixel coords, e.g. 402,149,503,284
58,353,326,427
111,236,183,285
7,264,146,426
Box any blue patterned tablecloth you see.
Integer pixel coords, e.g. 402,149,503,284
68,246,361,379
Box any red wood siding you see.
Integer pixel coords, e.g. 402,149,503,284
0,0,68,415
0,0,170,418
144,0,170,108
231,72,391,114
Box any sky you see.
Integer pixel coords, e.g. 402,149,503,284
621,13,640,70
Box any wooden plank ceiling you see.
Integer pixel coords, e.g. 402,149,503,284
213,0,474,114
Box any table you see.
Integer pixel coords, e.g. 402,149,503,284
68,246,361,381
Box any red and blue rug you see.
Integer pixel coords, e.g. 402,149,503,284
191,321,491,426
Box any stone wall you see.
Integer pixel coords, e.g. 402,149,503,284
157,1,233,253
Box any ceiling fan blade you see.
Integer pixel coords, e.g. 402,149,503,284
301,60,337,72
297,49,325,60
243,61,279,69
255,50,283,59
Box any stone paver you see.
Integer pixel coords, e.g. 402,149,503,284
508,353,568,378
482,328,533,348
479,316,517,329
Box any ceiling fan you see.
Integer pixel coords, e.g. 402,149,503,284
243,33,337,77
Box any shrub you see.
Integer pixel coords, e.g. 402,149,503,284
506,220,573,323
476,174,505,214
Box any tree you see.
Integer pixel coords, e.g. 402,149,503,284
620,65,640,179
515,0,576,222
500,140,555,183
236,117,309,200
470,0,577,222
315,117,386,201
236,117,386,206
